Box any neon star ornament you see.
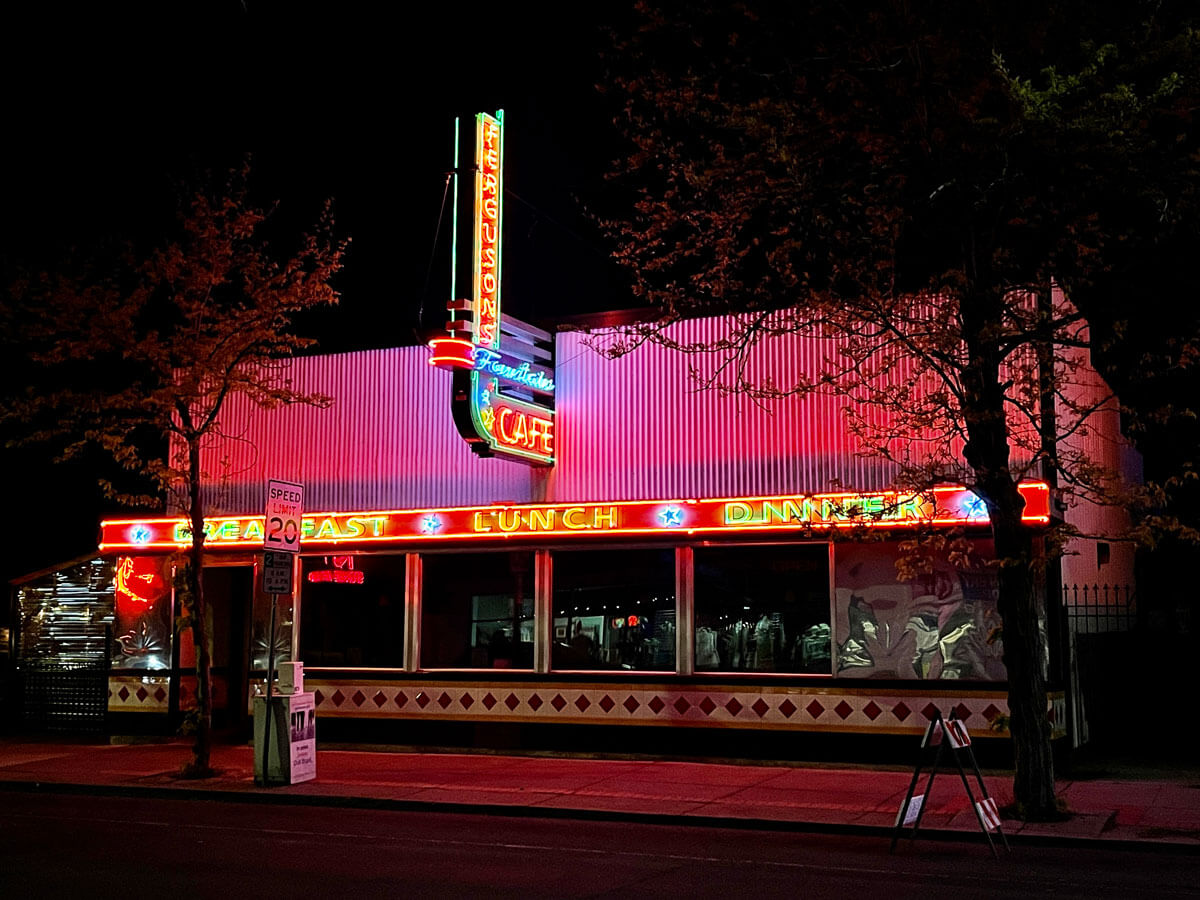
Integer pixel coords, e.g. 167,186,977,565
658,505,685,527
420,515,444,535
961,493,989,520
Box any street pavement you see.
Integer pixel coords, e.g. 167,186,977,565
1,735,1198,851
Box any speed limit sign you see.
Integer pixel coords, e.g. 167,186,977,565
264,479,304,553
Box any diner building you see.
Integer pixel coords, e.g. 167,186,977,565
9,304,1135,749
8,112,1136,751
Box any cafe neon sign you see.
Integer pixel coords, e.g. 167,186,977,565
428,110,557,466
100,483,1051,551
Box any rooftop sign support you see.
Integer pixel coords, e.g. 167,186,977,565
428,110,556,466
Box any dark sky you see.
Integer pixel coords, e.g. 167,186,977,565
3,1,629,345
1,2,633,585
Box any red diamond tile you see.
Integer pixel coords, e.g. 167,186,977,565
725,697,743,716
699,697,716,715
983,703,1002,722
415,691,430,709
751,698,770,718
394,691,408,708
648,695,665,713
673,696,691,714
953,703,971,722
892,701,911,721
863,701,883,721
834,701,853,720
575,694,590,712
314,689,325,704
504,693,520,711
922,703,940,721
437,692,452,709
118,686,130,701
528,693,543,711
482,692,497,710
351,690,366,707
373,691,388,708
779,699,797,718
806,699,825,718
551,693,566,711
623,695,640,713
154,687,167,702
460,693,474,709
599,694,615,713
331,690,346,706
136,687,148,701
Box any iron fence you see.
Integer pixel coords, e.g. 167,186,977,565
1064,583,1137,634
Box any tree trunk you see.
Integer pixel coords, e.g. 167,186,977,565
961,290,1059,820
185,435,214,777
992,504,1058,818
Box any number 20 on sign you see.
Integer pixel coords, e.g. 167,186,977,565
264,479,304,553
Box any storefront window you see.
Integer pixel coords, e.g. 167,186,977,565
300,555,405,667
422,551,534,669
834,539,1006,681
16,558,115,667
552,549,676,671
694,544,831,674
112,556,171,670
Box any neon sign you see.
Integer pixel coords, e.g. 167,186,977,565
475,113,501,347
306,556,365,585
99,483,1051,551
473,348,554,393
429,110,557,467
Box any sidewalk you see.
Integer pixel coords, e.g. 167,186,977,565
2,736,1198,851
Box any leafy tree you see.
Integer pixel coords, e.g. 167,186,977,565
595,1,1200,818
2,164,347,775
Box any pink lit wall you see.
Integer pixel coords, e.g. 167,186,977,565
180,308,1120,517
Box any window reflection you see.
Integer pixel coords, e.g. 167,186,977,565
300,555,405,668
552,549,676,671
694,544,831,674
422,551,534,669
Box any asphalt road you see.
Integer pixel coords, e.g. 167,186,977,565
2,791,1197,899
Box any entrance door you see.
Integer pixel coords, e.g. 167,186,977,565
203,566,254,738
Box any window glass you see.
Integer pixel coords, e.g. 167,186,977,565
694,544,830,674
552,549,676,671
300,555,405,668
422,551,534,669
112,556,170,670
834,539,1007,680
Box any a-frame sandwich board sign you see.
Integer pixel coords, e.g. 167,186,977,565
890,709,1011,858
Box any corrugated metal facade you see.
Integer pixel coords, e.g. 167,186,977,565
184,314,1046,514
549,318,910,501
190,348,535,515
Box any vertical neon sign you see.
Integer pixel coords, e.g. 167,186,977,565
475,112,501,348
429,110,557,466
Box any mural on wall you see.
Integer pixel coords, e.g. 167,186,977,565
834,540,1005,680
112,555,172,670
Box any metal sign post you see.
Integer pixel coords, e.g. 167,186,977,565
259,481,302,786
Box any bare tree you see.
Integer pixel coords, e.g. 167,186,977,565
3,164,347,775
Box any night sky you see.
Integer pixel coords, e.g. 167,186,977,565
1,2,631,584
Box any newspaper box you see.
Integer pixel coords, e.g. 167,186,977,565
253,690,316,785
